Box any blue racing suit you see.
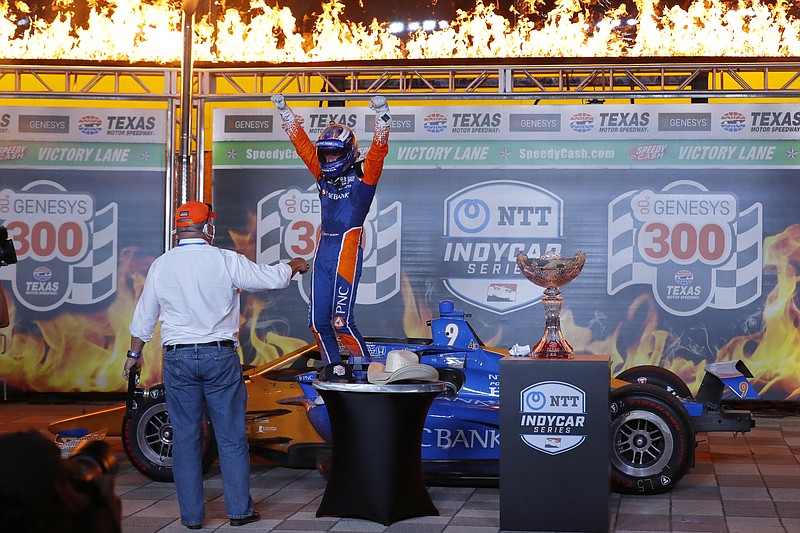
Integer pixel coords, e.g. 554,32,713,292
281,119,390,364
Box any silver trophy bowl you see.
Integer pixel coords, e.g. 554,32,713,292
516,250,586,358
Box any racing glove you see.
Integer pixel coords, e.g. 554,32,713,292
369,95,391,128
271,93,296,123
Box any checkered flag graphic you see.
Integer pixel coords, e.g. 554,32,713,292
358,201,402,304
256,190,283,266
710,203,762,308
67,203,118,305
256,190,402,304
607,191,653,294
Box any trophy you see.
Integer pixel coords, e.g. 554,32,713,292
516,250,586,358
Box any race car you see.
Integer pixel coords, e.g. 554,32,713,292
49,300,759,495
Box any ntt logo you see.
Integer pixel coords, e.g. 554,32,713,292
569,112,595,133
423,113,448,133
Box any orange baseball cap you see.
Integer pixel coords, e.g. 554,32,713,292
175,201,215,227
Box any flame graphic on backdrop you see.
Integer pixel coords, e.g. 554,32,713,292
3,218,798,398
0,246,165,392
716,224,800,400
1,0,799,62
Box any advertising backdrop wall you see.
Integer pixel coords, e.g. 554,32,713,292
0,106,168,392
213,103,800,402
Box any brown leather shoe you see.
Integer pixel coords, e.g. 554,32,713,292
230,510,260,526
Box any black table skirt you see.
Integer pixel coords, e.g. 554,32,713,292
314,382,443,525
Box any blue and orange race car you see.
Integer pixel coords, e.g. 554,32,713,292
49,300,758,495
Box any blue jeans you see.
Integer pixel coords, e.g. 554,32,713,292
163,344,254,525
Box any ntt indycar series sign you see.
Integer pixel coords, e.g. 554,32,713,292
518,381,587,455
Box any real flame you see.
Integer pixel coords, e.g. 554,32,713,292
1,0,799,63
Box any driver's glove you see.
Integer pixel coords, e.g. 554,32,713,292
369,95,391,128
271,93,296,123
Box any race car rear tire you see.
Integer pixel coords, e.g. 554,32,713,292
616,365,693,399
121,386,218,482
609,383,693,495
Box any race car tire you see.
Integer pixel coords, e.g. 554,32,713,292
616,365,693,400
609,383,694,495
121,386,218,482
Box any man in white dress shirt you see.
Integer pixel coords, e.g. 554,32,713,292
123,201,308,529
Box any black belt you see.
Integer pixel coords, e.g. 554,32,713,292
164,340,235,350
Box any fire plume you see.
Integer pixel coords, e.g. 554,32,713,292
1,0,799,63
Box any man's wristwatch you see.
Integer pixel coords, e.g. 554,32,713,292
126,350,141,359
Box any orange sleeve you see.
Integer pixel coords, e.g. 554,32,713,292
361,124,390,186
283,120,322,181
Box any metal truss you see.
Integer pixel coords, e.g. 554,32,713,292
3,58,800,209
3,59,800,102
0,63,180,100
195,58,800,102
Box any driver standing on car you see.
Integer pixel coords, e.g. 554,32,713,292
123,201,308,530
270,93,391,381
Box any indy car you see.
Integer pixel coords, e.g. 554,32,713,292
49,300,759,495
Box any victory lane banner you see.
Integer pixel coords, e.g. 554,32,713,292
212,103,800,402
0,105,168,392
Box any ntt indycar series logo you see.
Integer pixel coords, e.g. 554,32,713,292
519,381,587,455
442,180,564,315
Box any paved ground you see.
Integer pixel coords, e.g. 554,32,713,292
1,398,799,532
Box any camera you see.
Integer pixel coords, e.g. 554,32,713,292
67,438,120,485
0,431,122,533
0,225,17,266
